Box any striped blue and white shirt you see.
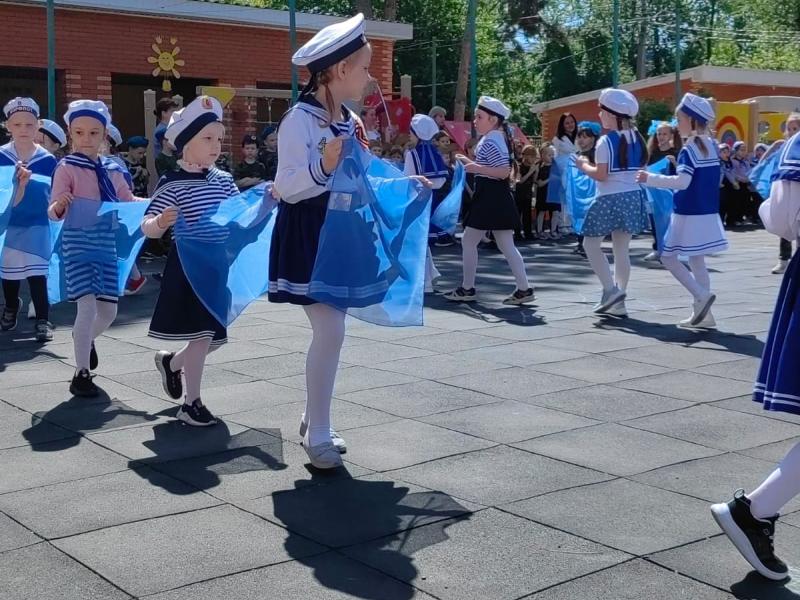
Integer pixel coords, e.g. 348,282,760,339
146,167,238,242
474,130,509,179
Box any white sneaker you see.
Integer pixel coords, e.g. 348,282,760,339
303,441,343,469
593,286,626,314
689,293,716,326
772,260,788,275
643,251,660,263
604,300,628,317
299,419,347,453
680,311,716,329
549,232,561,240
540,232,550,240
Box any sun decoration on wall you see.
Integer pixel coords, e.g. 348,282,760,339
148,36,185,92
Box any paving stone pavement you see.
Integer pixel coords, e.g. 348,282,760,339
2,229,800,599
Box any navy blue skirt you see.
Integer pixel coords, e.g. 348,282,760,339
754,250,800,414
149,249,227,346
268,194,327,305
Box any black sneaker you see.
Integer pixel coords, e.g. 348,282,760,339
434,235,455,247
155,350,183,399
1,297,21,331
70,369,99,397
176,398,217,427
90,343,98,371
35,319,54,342
503,288,536,305
711,489,789,581
444,287,477,302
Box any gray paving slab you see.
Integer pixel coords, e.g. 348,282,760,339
439,367,590,401
227,399,398,440
394,331,511,352
537,331,656,353
389,445,612,506
614,370,754,402
0,468,220,539
522,384,693,421
338,380,503,418
155,437,371,502
530,354,671,384
337,420,496,472
0,438,129,494
53,505,325,597
692,356,761,382
0,511,40,552
504,478,721,555
478,323,577,341
145,551,437,600
0,543,132,600
0,376,145,413
527,559,732,599
739,437,800,463
88,419,280,464
223,321,311,341
195,379,309,414
712,396,800,425
649,526,800,597
242,473,479,548
342,508,630,600
337,341,437,366
221,352,310,379
418,400,599,443
514,423,721,476
107,365,255,398
624,404,800,451
451,341,590,368
606,344,745,369
0,360,77,388
632,452,800,514
0,401,76,450
272,365,420,394
376,353,507,379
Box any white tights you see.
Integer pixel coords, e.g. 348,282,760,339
660,254,711,300
460,227,529,290
73,295,117,371
749,441,800,519
170,338,219,404
582,232,632,292
302,303,346,447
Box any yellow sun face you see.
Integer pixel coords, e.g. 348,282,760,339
147,36,185,92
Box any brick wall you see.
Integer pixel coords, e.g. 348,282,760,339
0,3,396,155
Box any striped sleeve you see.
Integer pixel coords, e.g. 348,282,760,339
145,180,178,216
476,138,508,168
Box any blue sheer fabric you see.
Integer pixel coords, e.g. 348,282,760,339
643,158,674,250
3,174,58,261
48,198,148,303
750,152,779,199
565,156,596,233
309,139,429,327
430,162,466,235
0,166,15,252
546,154,569,205
175,183,277,327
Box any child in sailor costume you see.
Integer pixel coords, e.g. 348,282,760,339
36,119,67,157
142,95,242,428
444,95,534,305
49,100,145,397
638,93,727,328
0,97,57,341
270,13,376,469
709,130,800,583
576,88,649,317
404,113,448,293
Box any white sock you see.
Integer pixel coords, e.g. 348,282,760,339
494,230,530,290
749,441,800,519
460,227,483,290
661,254,706,299
610,231,632,291
302,303,345,447
583,236,615,291
73,295,98,371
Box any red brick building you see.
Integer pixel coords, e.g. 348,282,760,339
531,66,800,140
0,0,411,154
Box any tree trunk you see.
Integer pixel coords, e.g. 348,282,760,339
383,0,398,21
635,0,648,79
355,0,373,18
453,24,472,121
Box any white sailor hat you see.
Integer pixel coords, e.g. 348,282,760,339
38,119,67,147
733,140,746,151
677,93,714,125
598,88,639,119
476,95,511,120
164,95,223,153
64,99,111,128
292,13,367,73
410,114,439,141
107,123,123,147
3,97,40,119
718,142,730,151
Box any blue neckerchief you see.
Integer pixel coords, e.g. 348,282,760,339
774,132,800,183
62,153,120,202
410,140,448,179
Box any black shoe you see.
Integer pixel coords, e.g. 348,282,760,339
70,369,99,397
155,350,183,400
711,489,789,581
1,297,21,331
35,319,54,342
444,286,477,302
176,398,217,427
434,235,455,247
90,343,98,370
503,288,536,305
